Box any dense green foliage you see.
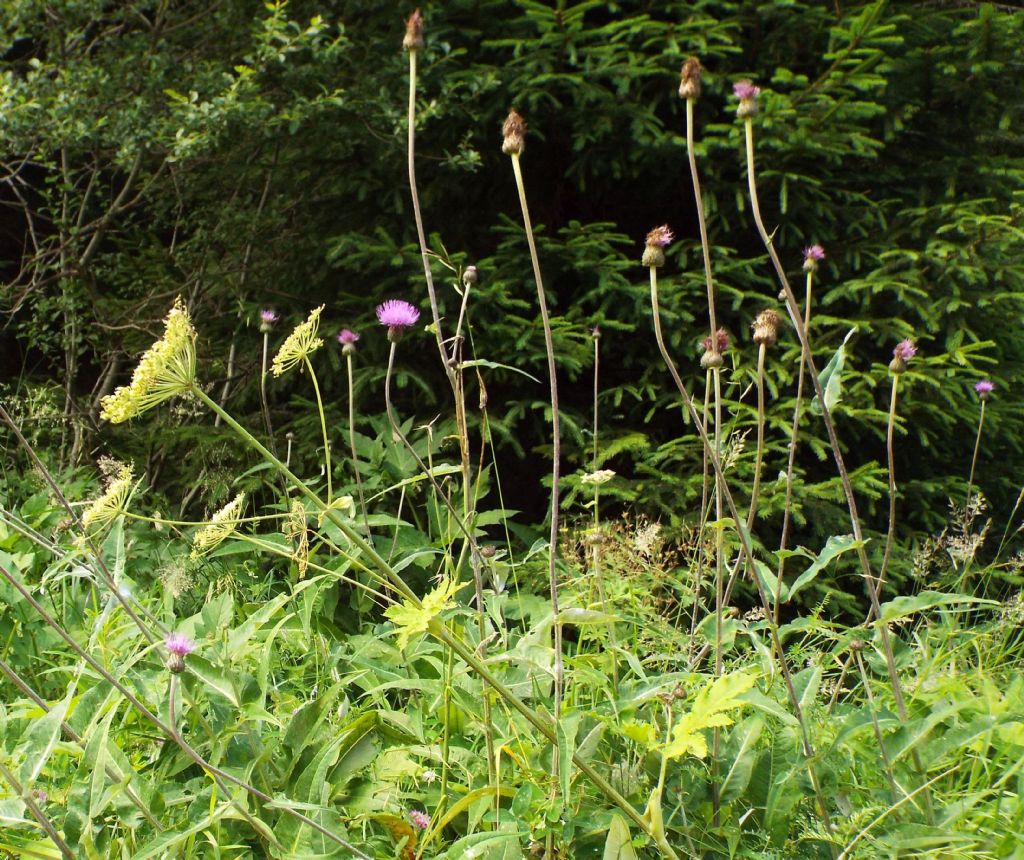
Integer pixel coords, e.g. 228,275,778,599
2,1,1024,858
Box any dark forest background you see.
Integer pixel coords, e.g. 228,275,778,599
2,0,1022,608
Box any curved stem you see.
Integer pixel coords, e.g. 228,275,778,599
649,265,833,838
967,400,986,500
748,343,767,531
0,759,74,859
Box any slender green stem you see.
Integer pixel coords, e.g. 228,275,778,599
748,343,767,530
878,375,901,599
509,152,564,794
776,267,814,622
260,331,275,447
711,363,724,825
303,356,332,506
967,400,986,501
346,352,371,537
854,651,900,806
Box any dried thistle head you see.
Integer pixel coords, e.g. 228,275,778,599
752,309,782,347
99,298,197,423
502,109,527,156
272,306,324,376
642,224,674,267
402,8,424,52
678,57,703,100
191,493,245,558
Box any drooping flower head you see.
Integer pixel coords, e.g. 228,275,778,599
271,306,324,376
99,298,197,423
734,80,761,118
259,309,278,333
409,810,430,830
642,224,674,268
165,632,195,673
377,299,420,342
337,328,360,355
502,109,527,156
889,339,917,375
974,379,995,401
802,244,826,272
402,8,424,52
191,493,246,558
679,57,703,101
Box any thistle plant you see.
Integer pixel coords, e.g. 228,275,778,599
968,380,994,498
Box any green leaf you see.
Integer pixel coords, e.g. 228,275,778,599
810,328,856,415
663,673,755,761
603,814,639,860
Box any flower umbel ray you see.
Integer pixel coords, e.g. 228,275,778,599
99,298,197,423
191,493,246,558
272,306,325,377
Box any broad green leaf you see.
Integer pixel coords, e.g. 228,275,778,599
878,590,997,622
663,673,755,761
603,814,639,860
786,534,862,602
719,716,764,804
18,694,70,786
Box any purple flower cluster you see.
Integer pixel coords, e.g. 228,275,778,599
893,340,917,362
376,300,421,329
409,810,430,829
733,81,760,101
165,632,195,656
803,245,826,262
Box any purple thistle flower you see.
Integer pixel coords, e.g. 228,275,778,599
647,225,674,248
893,340,917,362
337,329,360,346
376,300,420,329
803,245,826,262
702,328,730,355
974,380,994,401
409,810,430,830
733,81,760,101
165,632,195,656
259,309,279,333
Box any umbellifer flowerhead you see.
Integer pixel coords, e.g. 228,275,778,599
734,80,761,118
337,328,360,355
409,810,430,830
402,8,424,52
974,379,994,401
82,460,135,531
642,224,674,268
502,109,527,156
376,299,421,343
99,298,197,423
679,57,703,101
752,309,782,347
191,493,246,558
259,309,278,333
700,328,729,369
272,306,325,376
803,244,826,272
889,339,917,375
165,632,195,673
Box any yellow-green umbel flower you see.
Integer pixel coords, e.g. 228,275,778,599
271,306,324,376
82,461,135,530
191,493,245,558
100,298,197,423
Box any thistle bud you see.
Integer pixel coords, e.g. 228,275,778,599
752,309,782,347
700,328,729,369
734,81,760,119
802,244,826,272
462,265,478,288
679,57,703,101
402,9,424,52
641,224,674,268
502,109,527,156
888,339,917,375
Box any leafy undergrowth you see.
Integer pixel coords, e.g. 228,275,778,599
1,480,1023,859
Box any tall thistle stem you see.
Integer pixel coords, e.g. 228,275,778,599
776,263,816,621
506,136,564,735
967,396,988,500
748,342,768,529
742,116,908,712
878,371,902,598
345,349,371,537
648,262,834,839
